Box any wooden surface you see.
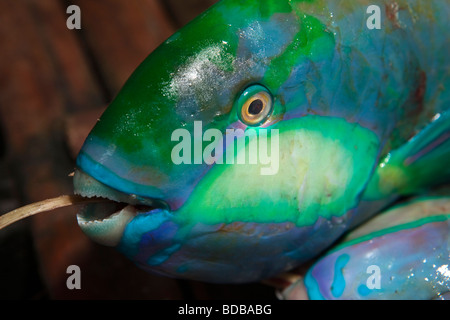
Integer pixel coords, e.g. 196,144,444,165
0,0,276,299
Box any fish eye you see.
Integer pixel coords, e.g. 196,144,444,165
238,85,273,126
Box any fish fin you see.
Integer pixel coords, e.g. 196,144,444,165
364,110,450,200
305,196,450,300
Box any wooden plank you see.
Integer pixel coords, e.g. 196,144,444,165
0,0,80,299
163,0,218,27
0,1,64,152
71,0,176,96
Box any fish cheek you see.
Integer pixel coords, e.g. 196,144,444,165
174,116,380,229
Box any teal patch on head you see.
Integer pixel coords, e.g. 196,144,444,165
263,13,336,91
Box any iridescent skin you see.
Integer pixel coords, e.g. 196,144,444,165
73,0,450,296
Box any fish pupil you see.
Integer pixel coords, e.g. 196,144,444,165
248,99,263,115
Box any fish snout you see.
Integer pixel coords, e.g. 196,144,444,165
73,169,169,247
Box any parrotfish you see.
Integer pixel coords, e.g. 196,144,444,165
73,0,450,299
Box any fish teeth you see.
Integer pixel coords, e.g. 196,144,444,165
77,204,136,247
76,203,123,224
73,169,153,206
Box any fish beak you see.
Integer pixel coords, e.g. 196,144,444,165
73,169,168,247
73,169,158,206
76,203,136,247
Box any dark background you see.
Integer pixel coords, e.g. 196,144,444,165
0,0,276,299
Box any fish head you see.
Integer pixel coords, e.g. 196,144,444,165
74,1,381,283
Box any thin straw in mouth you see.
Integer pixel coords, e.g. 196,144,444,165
0,195,111,230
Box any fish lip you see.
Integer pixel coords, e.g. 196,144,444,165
76,203,137,247
73,168,170,209
73,169,170,223
73,169,170,246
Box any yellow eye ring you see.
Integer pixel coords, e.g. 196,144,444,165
239,86,273,126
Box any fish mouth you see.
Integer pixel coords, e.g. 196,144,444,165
73,169,169,246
